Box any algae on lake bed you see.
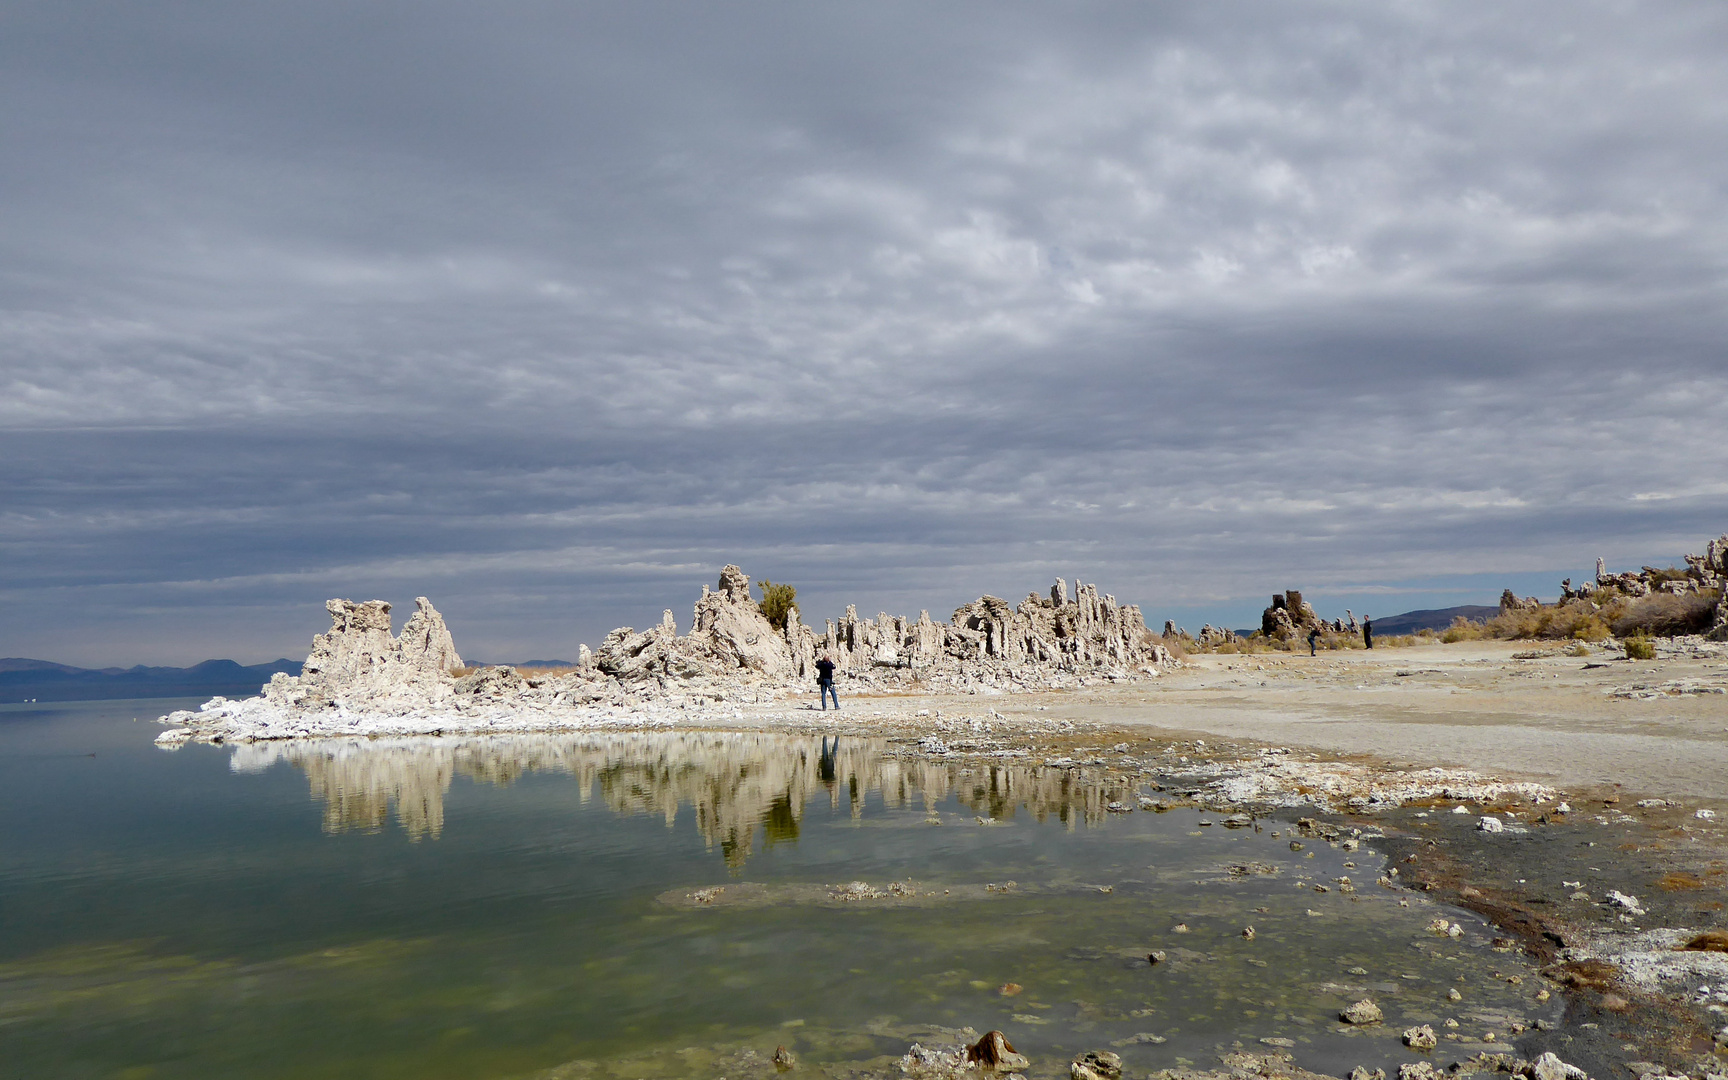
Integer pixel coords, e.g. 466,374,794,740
0,709,1559,1080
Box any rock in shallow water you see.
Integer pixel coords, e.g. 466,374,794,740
1340,999,1383,1025
968,1030,1029,1071
1071,1050,1123,1080
1402,1024,1438,1050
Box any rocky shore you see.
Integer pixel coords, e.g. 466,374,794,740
147,564,1728,1080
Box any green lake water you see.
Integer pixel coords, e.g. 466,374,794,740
0,700,1557,1079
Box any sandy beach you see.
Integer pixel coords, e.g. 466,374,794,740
998,640,1728,805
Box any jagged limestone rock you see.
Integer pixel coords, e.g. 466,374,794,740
691,566,792,677
302,599,397,685
1500,589,1541,611
398,597,463,675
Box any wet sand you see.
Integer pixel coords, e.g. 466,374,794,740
922,640,1728,805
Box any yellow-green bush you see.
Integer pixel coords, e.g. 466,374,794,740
754,580,798,631
1623,634,1656,660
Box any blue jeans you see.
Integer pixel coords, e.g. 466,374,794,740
820,683,839,710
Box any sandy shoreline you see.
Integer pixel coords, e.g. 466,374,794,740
963,639,1728,805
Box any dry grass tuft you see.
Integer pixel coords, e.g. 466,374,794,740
1656,871,1705,891
1680,929,1728,952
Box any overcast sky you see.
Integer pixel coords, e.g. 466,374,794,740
4,2,1726,666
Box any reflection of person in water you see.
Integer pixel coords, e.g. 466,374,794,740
819,736,838,785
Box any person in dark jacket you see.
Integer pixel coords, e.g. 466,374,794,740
1363,618,1374,649
815,654,839,710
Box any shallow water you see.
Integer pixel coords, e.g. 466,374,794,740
1,701,1557,1079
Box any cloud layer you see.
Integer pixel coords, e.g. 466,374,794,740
4,2,1726,663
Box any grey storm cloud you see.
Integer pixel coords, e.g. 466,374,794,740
3,2,1726,664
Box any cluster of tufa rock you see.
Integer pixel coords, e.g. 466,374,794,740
595,565,1172,689
1259,590,1361,642
256,597,465,712
159,566,1176,743
1510,533,1728,640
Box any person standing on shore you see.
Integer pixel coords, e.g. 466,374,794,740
1363,618,1374,649
816,653,838,710
1307,627,1320,656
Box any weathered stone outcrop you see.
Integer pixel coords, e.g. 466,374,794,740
1260,590,1322,641
1196,624,1235,646
1500,589,1541,611
259,597,463,711
158,565,1177,743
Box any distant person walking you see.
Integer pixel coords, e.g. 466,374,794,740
1363,618,1374,649
1307,627,1320,656
816,654,839,711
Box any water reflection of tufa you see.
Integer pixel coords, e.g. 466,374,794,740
229,733,1133,856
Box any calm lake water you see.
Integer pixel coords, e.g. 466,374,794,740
1,700,1555,1080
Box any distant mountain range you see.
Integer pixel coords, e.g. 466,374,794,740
0,657,303,704
0,656,584,703
1367,605,1500,636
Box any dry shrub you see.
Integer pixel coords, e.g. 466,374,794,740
1681,929,1728,952
1544,959,1619,991
1441,616,1484,643
1610,590,1719,637
1645,566,1694,586
1623,634,1656,660
1484,599,1617,641
448,665,476,678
